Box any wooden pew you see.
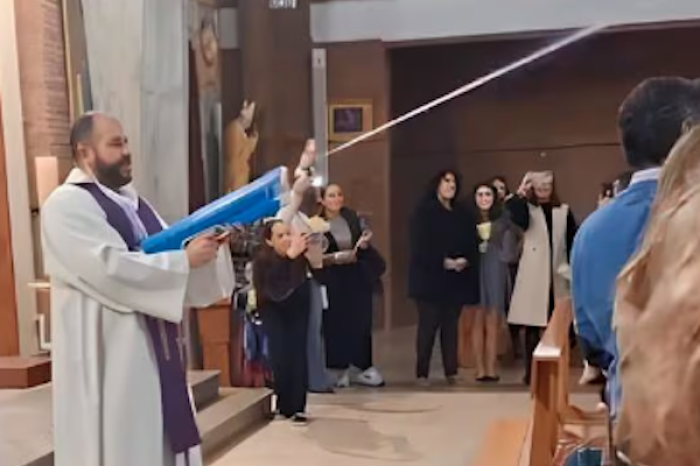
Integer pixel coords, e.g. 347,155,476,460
528,298,573,465
528,298,607,466
469,299,607,466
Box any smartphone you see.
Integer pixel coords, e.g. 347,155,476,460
600,183,614,199
202,225,230,242
359,216,369,232
212,226,231,242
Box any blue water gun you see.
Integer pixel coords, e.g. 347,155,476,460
141,167,287,253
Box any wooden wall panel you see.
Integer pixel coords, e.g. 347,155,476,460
387,26,700,327
324,40,392,330
392,26,700,218
238,0,313,173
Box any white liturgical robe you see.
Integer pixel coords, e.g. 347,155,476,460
41,169,235,466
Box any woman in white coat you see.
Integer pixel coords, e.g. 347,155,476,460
505,171,577,385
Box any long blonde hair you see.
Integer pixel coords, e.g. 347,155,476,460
615,125,700,466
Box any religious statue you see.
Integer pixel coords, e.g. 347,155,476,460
195,12,221,94
225,100,259,191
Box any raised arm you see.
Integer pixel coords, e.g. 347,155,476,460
506,195,531,230
277,139,316,224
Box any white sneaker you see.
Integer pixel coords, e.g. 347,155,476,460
416,378,430,388
291,413,309,425
335,369,351,388
579,361,602,385
350,366,385,387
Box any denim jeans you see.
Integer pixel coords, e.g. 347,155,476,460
307,279,333,391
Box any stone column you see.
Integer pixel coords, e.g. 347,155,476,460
81,0,189,223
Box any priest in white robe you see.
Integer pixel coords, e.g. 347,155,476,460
41,112,235,466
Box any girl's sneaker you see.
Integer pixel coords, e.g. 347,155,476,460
350,366,385,387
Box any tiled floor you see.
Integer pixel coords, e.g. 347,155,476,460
0,325,596,466
210,326,597,466
0,385,52,466
378,326,520,385
211,391,533,466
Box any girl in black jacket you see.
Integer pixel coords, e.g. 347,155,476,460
408,170,480,386
253,220,312,423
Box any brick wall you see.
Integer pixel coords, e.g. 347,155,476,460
15,0,72,166
14,0,72,314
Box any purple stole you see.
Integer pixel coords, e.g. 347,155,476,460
76,183,201,454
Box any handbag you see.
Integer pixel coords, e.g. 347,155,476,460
359,245,386,284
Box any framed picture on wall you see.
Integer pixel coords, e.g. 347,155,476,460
328,100,373,142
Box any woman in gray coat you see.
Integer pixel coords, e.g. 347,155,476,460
471,183,520,382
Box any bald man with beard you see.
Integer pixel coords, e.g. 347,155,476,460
42,112,235,466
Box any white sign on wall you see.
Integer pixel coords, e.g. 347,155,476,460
269,0,297,9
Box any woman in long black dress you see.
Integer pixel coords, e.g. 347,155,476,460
408,170,480,386
319,184,386,388
253,220,312,424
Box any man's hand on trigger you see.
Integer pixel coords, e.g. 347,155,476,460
186,232,219,268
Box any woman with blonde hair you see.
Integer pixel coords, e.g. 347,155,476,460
615,126,700,466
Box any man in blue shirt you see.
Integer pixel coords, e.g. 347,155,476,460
571,77,700,419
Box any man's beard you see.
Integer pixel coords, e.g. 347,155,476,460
94,155,132,190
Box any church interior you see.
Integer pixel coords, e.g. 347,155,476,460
1,1,700,465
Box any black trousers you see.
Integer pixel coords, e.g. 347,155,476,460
263,298,310,418
523,326,542,383
323,278,374,371
415,301,461,379
506,264,522,357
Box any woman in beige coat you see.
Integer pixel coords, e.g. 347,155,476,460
505,171,577,384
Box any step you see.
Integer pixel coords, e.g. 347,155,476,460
0,372,270,466
189,370,221,410
0,356,52,389
199,387,273,460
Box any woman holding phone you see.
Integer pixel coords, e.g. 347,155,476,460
318,184,386,388
506,171,577,385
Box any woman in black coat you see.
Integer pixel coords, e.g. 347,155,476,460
318,184,386,388
409,170,480,386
